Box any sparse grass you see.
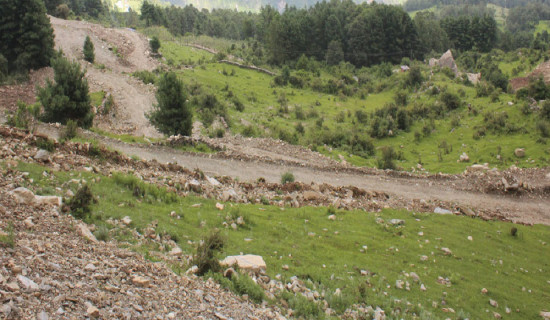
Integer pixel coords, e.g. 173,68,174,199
90,91,106,107
0,222,15,248
9,161,550,319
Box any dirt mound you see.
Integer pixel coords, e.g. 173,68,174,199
510,59,550,92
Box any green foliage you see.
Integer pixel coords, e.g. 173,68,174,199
133,70,158,84
282,291,322,318
0,222,15,248
39,55,93,128
194,231,225,276
405,66,424,89
0,54,7,82
541,100,550,120
61,119,79,141
377,146,397,170
7,101,40,131
209,271,266,304
83,36,94,63
55,4,70,19
281,172,295,184
112,173,177,204
66,184,94,219
440,91,461,110
0,0,55,73
150,36,161,54
537,120,550,138
94,225,110,242
147,72,192,136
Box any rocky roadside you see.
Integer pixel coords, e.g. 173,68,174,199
0,171,284,320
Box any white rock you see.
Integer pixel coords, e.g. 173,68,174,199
389,219,404,225
206,176,221,186
420,284,426,291
459,152,470,162
169,247,183,256
84,263,97,272
77,223,98,243
221,255,266,272
514,148,525,158
17,275,39,291
121,216,132,225
216,203,224,211
10,187,35,205
186,265,199,275
468,236,473,241
37,311,49,320
434,207,452,214
34,195,62,207
540,311,550,320
441,247,452,255
328,215,336,221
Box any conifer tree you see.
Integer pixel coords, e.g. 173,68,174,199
39,55,94,128
147,72,192,136
0,0,55,73
83,36,95,63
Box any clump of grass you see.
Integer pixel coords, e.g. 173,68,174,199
281,291,322,318
377,146,397,170
94,225,110,242
0,222,15,248
208,270,266,303
61,119,78,141
66,184,95,219
194,231,225,275
113,173,177,204
510,227,518,237
281,172,295,184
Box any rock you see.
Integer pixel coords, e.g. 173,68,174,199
86,305,100,318
207,176,221,186
10,187,35,205
303,191,322,201
221,255,266,272
223,268,236,279
514,148,525,158
121,216,132,225
481,288,488,294
395,280,404,289
169,247,183,256
84,263,97,272
37,311,49,320
540,311,550,319
410,272,420,282
389,219,404,225
493,311,501,319
216,202,224,210
420,284,426,291
236,216,244,225
222,189,237,202
214,312,228,320
459,152,470,162
5,282,19,292
77,223,97,243
468,236,473,241
490,299,498,307
186,265,199,275
17,275,39,291
420,255,428,261
468,164,489,172
328,215,336,221
131,275,151,287
35,195,62,207
441,247,452,255
282,265,289,271
434,207,452,214
35,149,52,162
24,217,34,228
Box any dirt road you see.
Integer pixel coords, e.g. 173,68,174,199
50,16,161,138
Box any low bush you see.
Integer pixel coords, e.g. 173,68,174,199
66,185,95,219
194,231,225,275
377,146,397,170
281,172,295,184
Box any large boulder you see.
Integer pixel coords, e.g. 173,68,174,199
220,254,266,273
10,187,62,207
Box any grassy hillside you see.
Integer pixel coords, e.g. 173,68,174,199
153,37,550,174
13,160,550,319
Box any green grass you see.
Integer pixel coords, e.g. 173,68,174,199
535,20,550,36
90,91,106,107
90,127,160,144
160,41,214,66
10,160,550,319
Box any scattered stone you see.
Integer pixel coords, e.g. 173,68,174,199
216,203,224,211
441,247,452,255
493,311,501,319
540,311,550,319
84,263,97,272
328,214,336,221
34,149,50,162
17,275,39,291
459,152,470,162
282,265,289,271
434,207,452,214
131,275,151,287
223,268,236,279
24,217,34,228
410,272,420,282
5,282,19,292
10,187,35,205
121,216,132,225
169,247,183,256
37,311,49,320
468,236,473,241
303,191,322,201
86,305,100,318
420,255,428,261
77,223,98,243
420,284,426,291
514,148,525,158
490,299,498,307
207,176,221,186
389,219,404,225
481,288,488,294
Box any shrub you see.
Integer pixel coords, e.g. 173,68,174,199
241,125,256,137
147,72,192,136
66,185,95,219
39,55,93,128
537,120,550,138
440,91,461,110
133,70,157,84
83,36,94,63
295,122,305,134
233,97,244,112
7,101,40,131
61,119,78,141
94,225,110,242
377,146,397,170
150,36,161,54
281,172,295,184
194,231,225,275
231,273,266,303
55,4,70,19
406,66,424,88
542,100,550,120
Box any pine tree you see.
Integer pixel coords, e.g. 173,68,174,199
149,36,160,54
0,0,55,73
38,55,94,128
147,72,192,136
83,36,95,63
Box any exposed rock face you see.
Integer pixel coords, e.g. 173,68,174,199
430,50,459,76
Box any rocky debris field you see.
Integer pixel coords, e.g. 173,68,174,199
0,68,53,112
0,163,284,320
1,125,549,226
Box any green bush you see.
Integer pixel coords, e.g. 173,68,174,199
147,72,192,136
537,120,550,138
377,146,397,170
7,101,40,131
39,55,93,128
281,172,295,184
61,119,78,141
94,225,110,242
0,222,15,248
150,36,161,54
542,100,550,120
83,36,94,63
133,70,157,84
66,185,95,219
194,231,225,275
